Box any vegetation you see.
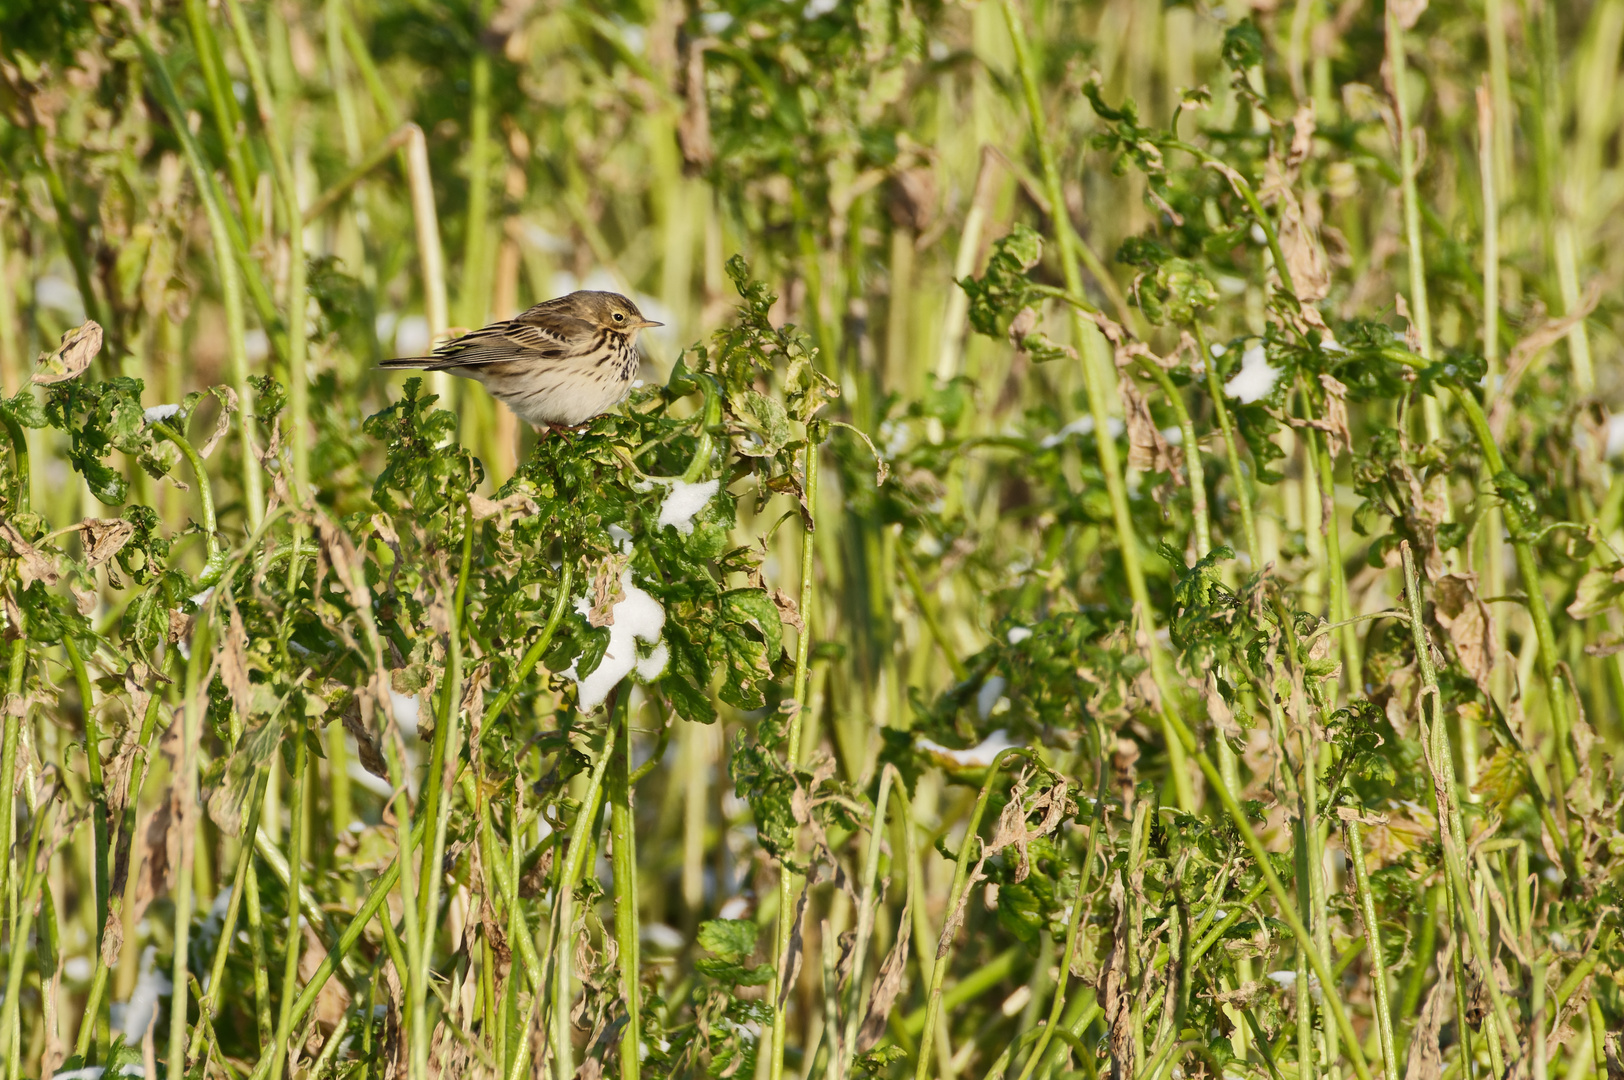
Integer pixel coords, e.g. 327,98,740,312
0,0,1619,1079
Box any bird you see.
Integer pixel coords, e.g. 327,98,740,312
380,290,662,430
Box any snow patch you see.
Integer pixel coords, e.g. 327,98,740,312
1224,343,1281,404
1006,626,1032,644
977,675,1009,719
657,479,720,535
565,571,667,710
121,945,172,1041
917,728,1020,768
144,404,181,424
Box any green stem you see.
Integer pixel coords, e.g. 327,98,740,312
1157,713,1374,1080
0,617,26,947
267,719,308,1080
1001,0,1192,811
914,747,1034,1080
62,635,109,958
898,545,967,682
152,421,226,578
168,609,215,1080
183,0,259,245
1398,543,1518,1067
0,792,54,1079
188,768,271,1062
222,0,310,498
1344,815,1399,1080
1300,397,1358,686
136,37,266,530
1140,361,1210,557
554,718,619,1080
1383,350,1579,792
610,696,642,1080
1192,325,1261,565
1,414,28,515
771,432,820,1080
839,766,895,1080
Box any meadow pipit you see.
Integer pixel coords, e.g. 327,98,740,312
381,290,662,430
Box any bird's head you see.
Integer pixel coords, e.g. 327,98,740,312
568,291,663,338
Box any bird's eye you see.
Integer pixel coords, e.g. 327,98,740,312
613,312,626,322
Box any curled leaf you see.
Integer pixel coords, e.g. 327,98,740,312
33,321,103,384
79,518,137,568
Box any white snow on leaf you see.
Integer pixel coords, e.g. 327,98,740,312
976,675,1009,719
917,728,1020,768
1606,414,1624,459
144,404,181,423
1039,416,1125,449
657,479,720,535
121,945,172,1041
565,571,667,710
1006,626,1032,644
1224,343,1281,404
389,690,421,738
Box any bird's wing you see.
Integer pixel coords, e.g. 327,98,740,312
386,314,594,370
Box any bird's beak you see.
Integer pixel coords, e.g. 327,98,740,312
635,317,664,329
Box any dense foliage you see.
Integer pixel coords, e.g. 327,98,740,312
0,1,1619,1080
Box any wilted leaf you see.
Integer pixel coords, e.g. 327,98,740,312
79,518,136,568
33,321,103,384
0,521,59,586
1567,564,1624,620
857,898,911,1052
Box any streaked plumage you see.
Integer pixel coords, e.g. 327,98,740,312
380,290,661,429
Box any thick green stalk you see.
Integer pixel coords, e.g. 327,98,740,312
409,511,473,1080
0,617,26,933
137,38,265,529
267,720,308,1080
168,610,215,1080
771,435,820,1080
1,415,28,515
610,698,642,1080
62,635,109,957
0,792,54,1080
459,19,494,331
222,0,310,497
188,768,270,1061
554,721,619,1080
183,0,259,244
1191,326,1261,565
838,766,894,1080
1344,815,1398,1080
1157,709,1373,1080
1000,0,1192,810
1139,362,1210,558
1385,353,1580,789
1384,6,1440,444
1398,544,1518,1067
914,748,1033,1080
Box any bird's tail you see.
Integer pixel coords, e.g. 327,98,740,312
378,356,444,370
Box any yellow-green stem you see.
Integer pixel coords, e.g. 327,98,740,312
1001,0,1192,810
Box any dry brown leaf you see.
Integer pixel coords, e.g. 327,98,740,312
343,706,391,781
32,320,103,384
79,517,136,567
1,521,59,586
196,385,239,459
1204,671,1242,741
468,490,539,521
776,885,808,1010
1119,376,1181,479
771,588,803,633
1433,573,1496,697
1404,964,1450,1080
857,898,911,1052
220,598,254,725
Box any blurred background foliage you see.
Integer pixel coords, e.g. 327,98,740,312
0,0,1620,1078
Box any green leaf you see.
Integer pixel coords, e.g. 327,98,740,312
1567,563,1624,620
698,918,760,962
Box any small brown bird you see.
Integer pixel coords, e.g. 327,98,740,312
381,290,662,429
